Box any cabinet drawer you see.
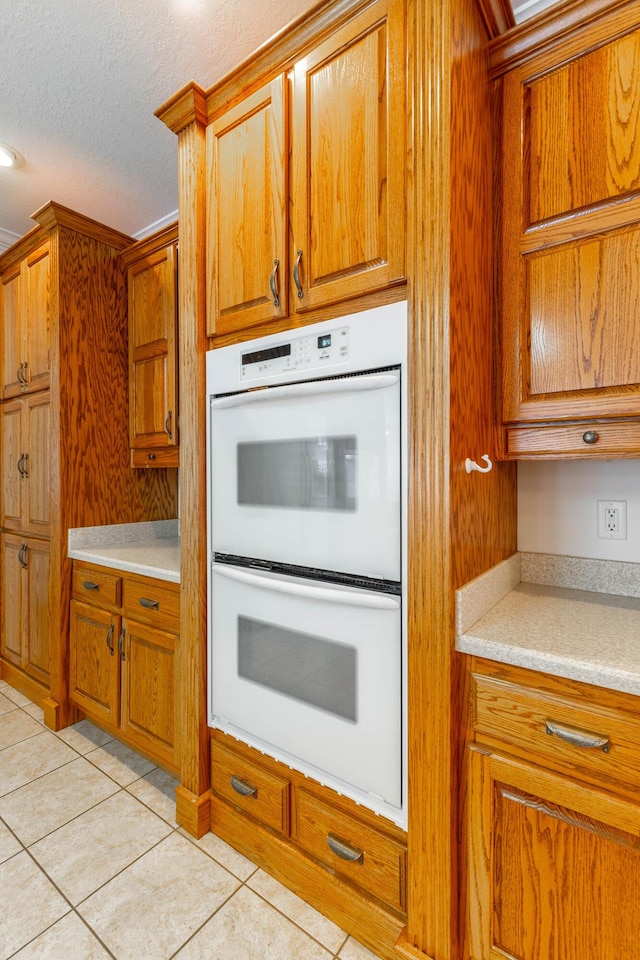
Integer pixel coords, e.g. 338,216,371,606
472,672,640,792
123,578,179,633
72,565,121,609
294,788,406,912
211,740,290,834
505,420,640,459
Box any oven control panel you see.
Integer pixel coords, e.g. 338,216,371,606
240,326,350,381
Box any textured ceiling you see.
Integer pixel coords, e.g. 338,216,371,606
0,0,566,250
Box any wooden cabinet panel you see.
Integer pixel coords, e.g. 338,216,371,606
294,787,406,911
1,393,50,535
1,400,24,528
121,619,177,769
505,418,640,458
69,599,120,727
0,534,49,684
1,268,22,397
209,76,287,334
467,747,640,960
23,243,51,393
529,30,640,223
499,20,640,448
290,0,405,312
211,739,290,834
128,242,178,457
72,565,122,610
122,577,179,634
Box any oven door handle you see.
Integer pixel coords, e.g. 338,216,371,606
211,372,399,408
212,563,400,610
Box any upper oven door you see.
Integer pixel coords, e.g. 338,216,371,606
209,369,401,582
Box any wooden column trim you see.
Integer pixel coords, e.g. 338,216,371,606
474,0,515,38
404,0,454,957
173,113,211,818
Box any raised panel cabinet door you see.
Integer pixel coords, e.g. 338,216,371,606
1,267,23,398
0,534,26,667
128,243,178,451
466,746,640,960
1,400,25,530
23,242,51,393
69,600,120,727
208,75,287,335
23,538,50,684
24,392,50,535
120,619,177,771
289,0,405,312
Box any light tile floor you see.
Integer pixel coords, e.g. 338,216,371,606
0,680,381,960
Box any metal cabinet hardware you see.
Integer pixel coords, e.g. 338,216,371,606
83,581,100,591
117,627,126,661
22,453,28,477
165,410,173,440
269,258,280,307
139,597,159,610
293,249,303,299
105,623,115,656
17,454,25,476
545,719,610,752
326,833,364,863
148,453,156,461
582,430,599,444
229,775,258,798
17,362,27,386
17,543,28,569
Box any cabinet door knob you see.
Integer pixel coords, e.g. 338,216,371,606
293,249,304,299
230,775,258,798
326,833,364,863
270,258,280,307
582,430,599,444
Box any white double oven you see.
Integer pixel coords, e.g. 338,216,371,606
206,301,407,826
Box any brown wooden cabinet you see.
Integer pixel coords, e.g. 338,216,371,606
1,533,50,686
0,203,178,726
120,223,179,468
210,731,407,958
1,392,50,535
497,8,640,458
465,659,640,960
207,0,405,337
1,240,50,399
70,560,179,774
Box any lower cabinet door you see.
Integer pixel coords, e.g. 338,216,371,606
70,600,120,727
1,534,25,667
466,746,640,960
120,619,177,771
23,537,50,684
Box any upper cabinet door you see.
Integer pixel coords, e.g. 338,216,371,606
1,241,50,399
500,22,640,429
128,241,178,458
209,75,288,336
289,0,405,312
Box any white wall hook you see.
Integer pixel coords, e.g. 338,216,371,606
465,454,493,474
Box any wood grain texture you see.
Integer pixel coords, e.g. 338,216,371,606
505,417,640,456
473,0,514,38
211,739,291,834
32,201,132,251
69,599,121,727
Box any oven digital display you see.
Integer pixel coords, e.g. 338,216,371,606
318,334,332,349
241,343,291,366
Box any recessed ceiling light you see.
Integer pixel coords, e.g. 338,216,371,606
0,142,24,168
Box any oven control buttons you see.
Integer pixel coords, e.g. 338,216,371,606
241,326,350,380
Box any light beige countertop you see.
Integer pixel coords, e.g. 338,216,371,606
456,552,640,697
68,520,180,583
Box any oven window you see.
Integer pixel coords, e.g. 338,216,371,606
237,436,356,510
237,616,357,722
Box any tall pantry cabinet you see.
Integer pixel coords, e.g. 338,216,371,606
0,202,178,729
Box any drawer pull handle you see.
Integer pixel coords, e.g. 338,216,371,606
326,833,364,864
582,430,599,445
270,258,280,307
83,581,100,591
293,249,303,299
545,719,610,753
230,775,258,798
139,597,159,610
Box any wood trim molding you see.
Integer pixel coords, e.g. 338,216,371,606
0,224,44,272
490,0,638,75
395,928,436,959
119,221,178,269
474,0,515,38
155,82,208,134
32,201,133,250
175,785,211,838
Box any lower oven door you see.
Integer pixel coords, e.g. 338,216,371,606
209,563,402,811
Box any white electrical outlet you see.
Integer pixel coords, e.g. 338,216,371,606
597,500,627,540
